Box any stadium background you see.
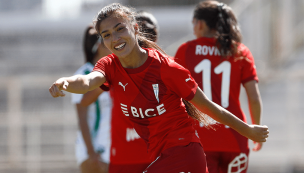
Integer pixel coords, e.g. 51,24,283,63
0,0,303,172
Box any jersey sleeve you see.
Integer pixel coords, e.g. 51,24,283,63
161,58,198,101
100,82,110,91
240,46,259,84
71,64,91,104
174,42,188,67
92,56,113,89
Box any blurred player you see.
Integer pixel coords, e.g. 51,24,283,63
80,10,159,173
72,25,112,173
49,3,268,173
136,10,158,42
174,1,263,172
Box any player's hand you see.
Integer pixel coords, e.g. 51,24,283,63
81,152,108,173
49,78,69,97
252,141,263,151
246,125,269,142
97,159,109,173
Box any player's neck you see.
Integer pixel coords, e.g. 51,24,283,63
197,28,217,38
119,46,148,69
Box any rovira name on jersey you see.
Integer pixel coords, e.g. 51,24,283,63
120,103,166,118
196,45,221,56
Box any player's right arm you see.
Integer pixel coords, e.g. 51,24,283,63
49,71,106,97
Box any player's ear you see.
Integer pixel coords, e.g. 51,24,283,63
199,20,208,31
197,20,203,30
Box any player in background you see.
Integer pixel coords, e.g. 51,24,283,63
49,3,269,173
136,10,158,42
80,10,158,173
174,1,263,172
71,25,112,173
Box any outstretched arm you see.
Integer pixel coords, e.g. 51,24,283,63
244,80,263,151
190,87,268,143
49,71,106,97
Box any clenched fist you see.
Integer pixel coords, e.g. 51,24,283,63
49,78,69,97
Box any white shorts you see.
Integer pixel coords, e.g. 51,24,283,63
75,132,110,166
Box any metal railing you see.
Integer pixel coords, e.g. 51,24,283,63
0,76,78,173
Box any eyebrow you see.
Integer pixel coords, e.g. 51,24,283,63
100,23,122,34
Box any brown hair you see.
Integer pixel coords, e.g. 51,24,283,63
93,3,212,127
136,10,158,42
83,25,100,64
93,3,164,54
193,1,242,57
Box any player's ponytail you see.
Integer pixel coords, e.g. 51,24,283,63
193,1,242,57
183,99,215,128
137,35,166,54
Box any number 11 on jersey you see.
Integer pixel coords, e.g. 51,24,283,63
194,59,231,108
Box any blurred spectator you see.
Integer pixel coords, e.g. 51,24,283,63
72,25,112,173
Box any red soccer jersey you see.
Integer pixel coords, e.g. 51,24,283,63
175,37,258,152
108,88,152,165
93,48,200,160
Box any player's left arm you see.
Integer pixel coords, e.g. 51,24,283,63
190,87,268,143
244,80,263,151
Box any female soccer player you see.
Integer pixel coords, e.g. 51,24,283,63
80,11,159,173
49,3,268,173
72,25,112,173
174,1,263,172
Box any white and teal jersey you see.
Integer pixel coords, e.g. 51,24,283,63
71,62,112,165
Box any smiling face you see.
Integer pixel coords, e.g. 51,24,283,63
98,15,138,59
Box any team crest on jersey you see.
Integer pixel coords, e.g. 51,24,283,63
152,84,159,103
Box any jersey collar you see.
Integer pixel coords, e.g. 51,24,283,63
123,48,153,74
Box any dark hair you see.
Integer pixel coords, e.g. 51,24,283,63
136,10,158,42
83,25,100,64
93,3,212,127
193,1,242,57
93,3,164,54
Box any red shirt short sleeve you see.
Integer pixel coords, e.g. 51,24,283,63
161,59,198,101
174,42,188,67
238,45,259,84
93,54,116,88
